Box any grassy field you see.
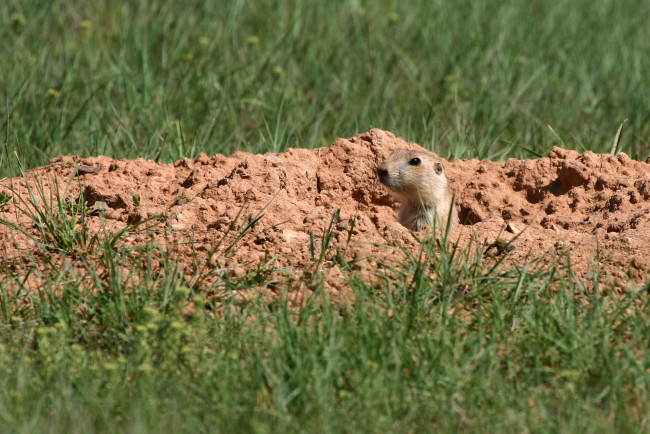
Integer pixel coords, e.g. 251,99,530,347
1,0,650,432
2,0,650,175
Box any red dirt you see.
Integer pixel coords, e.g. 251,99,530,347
1,129,649,298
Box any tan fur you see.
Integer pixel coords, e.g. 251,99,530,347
377,149,458,231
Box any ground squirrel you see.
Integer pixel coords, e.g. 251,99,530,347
377,149,458,231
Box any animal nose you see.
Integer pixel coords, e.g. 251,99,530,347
377,167,388,178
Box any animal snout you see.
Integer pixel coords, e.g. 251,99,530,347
377,162,389,183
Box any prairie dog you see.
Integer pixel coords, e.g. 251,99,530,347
377,149,458,231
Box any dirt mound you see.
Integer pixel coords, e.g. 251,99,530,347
1,129,649,296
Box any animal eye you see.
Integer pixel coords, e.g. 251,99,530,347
408,157,421,166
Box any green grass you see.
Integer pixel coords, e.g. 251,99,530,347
2,0,650,178
1,0,650,432
1,211,649,433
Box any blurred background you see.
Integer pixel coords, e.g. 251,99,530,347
2,0,649,177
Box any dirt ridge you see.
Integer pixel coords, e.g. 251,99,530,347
1,129,648,293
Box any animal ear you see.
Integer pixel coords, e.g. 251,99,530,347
434,161,443,175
